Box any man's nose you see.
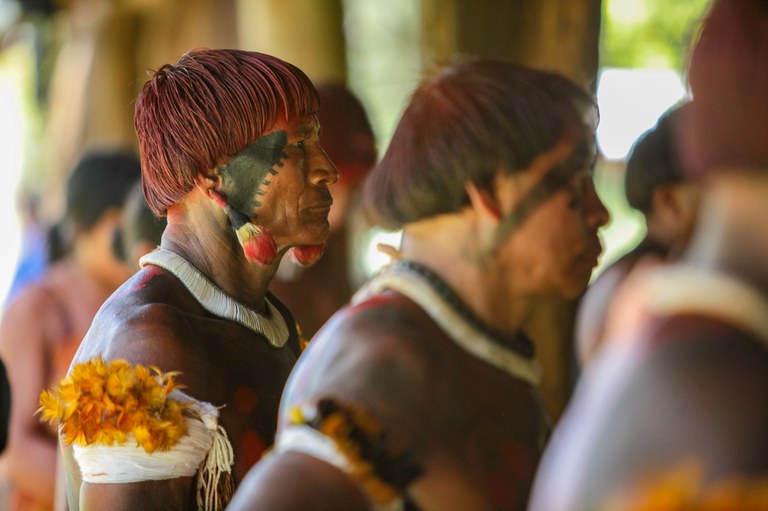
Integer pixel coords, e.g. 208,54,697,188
584,180,610,229
309,145,339,186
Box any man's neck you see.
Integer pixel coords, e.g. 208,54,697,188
161,194,281,312
398,215,534,336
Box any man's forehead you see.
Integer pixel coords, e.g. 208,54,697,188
570,137,597,174
521,132,595,182
268,113,319,136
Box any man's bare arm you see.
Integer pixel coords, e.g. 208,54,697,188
228,452,369,511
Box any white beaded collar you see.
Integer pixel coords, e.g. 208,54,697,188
353,262,542,386
140,249,289,348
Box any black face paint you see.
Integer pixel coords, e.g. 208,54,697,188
493,139,596,249
564,140,597,210
219,130,289,217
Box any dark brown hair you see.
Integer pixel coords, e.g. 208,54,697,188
625,102,690,213
363,58,597,230
134,48,319,216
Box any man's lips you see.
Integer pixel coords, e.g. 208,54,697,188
581,239,603,267
305,199,334,214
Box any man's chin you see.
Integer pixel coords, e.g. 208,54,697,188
558,275,593,300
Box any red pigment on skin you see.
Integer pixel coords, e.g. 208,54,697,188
486,472,519,510
485,441,533,509
238,430,267,479
232,387,259,413
112,267,162,298
501,440,532,480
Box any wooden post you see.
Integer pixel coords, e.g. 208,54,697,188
422,0,601,87
236,0,347,84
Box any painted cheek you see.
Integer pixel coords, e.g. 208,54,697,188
219,131,289,215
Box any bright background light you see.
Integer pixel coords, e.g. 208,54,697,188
596,67,687,161
592,67,690,272
0,59,26,306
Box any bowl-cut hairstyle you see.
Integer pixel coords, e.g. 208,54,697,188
134,48,320,216
363,58,597,230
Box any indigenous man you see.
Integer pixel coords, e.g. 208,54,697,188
529,0,768,509
228,59,609,511
48,49,337,510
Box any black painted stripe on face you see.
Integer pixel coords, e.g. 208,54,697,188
219,130,289,217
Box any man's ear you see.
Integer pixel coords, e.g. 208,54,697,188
194,172,220,196
466,182,502,223
652,184,683,221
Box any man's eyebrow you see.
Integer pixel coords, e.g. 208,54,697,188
490,141,595,250
569,140,595,171
293,119,318,138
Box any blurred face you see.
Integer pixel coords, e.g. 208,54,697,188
85,210,135,289
495,135,610,299
218,114,339,248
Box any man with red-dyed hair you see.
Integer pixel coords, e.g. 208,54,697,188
55,49,337,510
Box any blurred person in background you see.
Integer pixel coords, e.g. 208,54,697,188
111,181,167,270
269,82,377,340
575,102,700,367
228,58,608,511
0,149,139,511
5,193,48,305
529,0,768,509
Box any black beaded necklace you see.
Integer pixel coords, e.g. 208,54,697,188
393,260,536,359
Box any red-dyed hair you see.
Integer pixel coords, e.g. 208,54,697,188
135,48,320,216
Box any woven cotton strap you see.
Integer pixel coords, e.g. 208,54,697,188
275,424,404,511
643,266,768,345
73,391,234,511
197,425,234,511
353,264,542,385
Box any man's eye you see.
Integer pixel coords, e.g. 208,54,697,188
564,172,587,208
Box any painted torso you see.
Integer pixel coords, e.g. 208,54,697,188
71,261,301,482
279,290,548,511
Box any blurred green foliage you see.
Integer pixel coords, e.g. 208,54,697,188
601,0,712,71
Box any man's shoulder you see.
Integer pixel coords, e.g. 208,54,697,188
99,266,211,323
297,290,439,373
287,290,435,389
335,289,437,338
77,270,208,367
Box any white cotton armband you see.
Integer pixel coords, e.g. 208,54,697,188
73,392,232,484
275,424,353,474
274,424,405,511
